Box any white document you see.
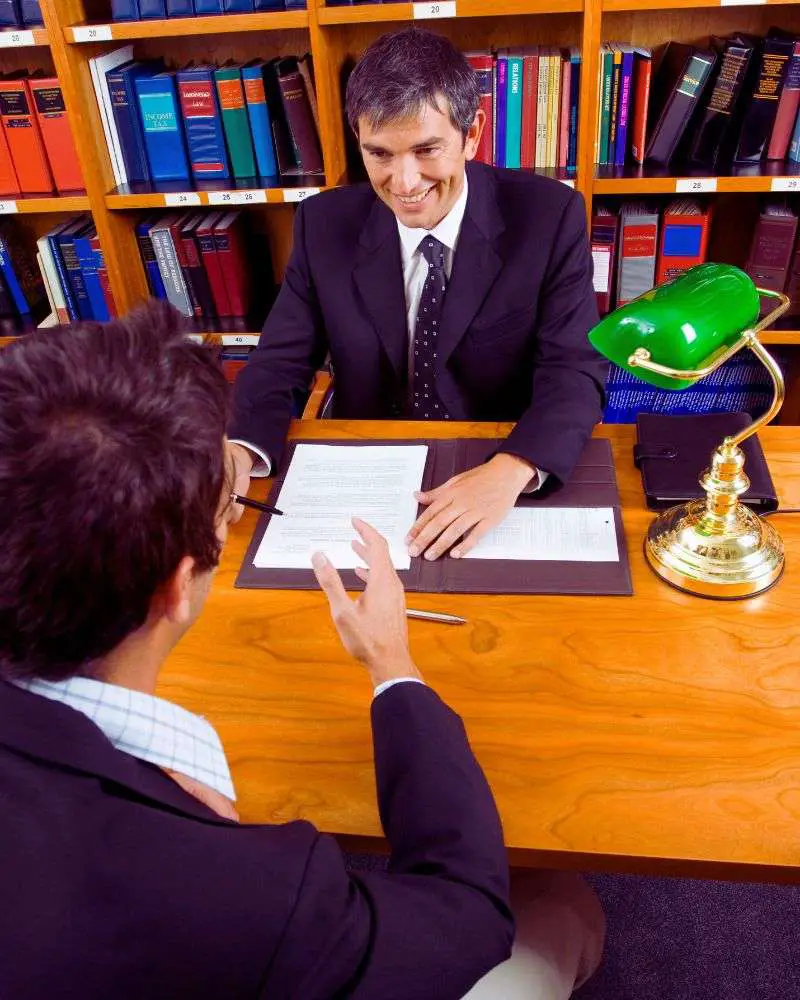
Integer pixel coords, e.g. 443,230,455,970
464,506,619,562
254,444,428,570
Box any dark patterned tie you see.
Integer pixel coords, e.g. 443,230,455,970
412,236,450,420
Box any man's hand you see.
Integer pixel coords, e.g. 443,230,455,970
228,442,255,524
312,518,423,689
406,453,536,561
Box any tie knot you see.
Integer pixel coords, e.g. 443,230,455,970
419,237,446,270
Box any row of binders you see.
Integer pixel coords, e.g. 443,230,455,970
468,49,580,174
0,74,82,196
112,0,303,19
137,209,272,321
0,0,41,26
602,31,800,172
0,217,115,329
90,48,322,188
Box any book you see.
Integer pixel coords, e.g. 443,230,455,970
262,58,300,175
558,52,570,171
629,48,652,165
645,42,717,166
520,49,538,171
505,52,523,169
241,61,278,179
56,217,95,321
135,214,167,300
0,119,19,196
688,35,756,172
139,0,167,17
89,45,135,189
19,0,41,25
781,229,800,316
194,0,222,12
149,213,192,316
27,76,83,193
222,0,252,13
0,76,53,194
0,219,47,321
745,199,798,294
195,211,230,316
734,31,796,163
135,72,190,182
166,213,200,317
535,48,549,169
214,64,257,179
546,46,560,169
111,0,140,20
213,210,251,317
767,39,800,160
177,65,230,180
180,212,216,317
616,201,659,306
0,0,20,25
655,198,711,285
46,220,78,320
36,228,68,323
94,234,116,318
607,44,623,167
495,53,508,169
106,61,161,186
297,55,319,136
166,0,193,14
74,227,109,322
467,52,493,167
276,56,323,174
566,48,580,172
590,203,618,315
614,45,635,168
598,45,613,166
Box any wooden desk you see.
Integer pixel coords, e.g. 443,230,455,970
161,421,800,883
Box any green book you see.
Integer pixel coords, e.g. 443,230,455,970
599,46,614,167
505,53,524,169
214,64,257,179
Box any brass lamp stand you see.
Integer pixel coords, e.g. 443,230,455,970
628,288,791,599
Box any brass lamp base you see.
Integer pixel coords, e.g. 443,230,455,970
645,499,784,599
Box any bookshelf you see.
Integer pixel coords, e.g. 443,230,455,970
0,0,798,421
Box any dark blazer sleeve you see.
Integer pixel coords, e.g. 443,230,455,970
262,683,514,1000
499,190,608,486
229,201,328,467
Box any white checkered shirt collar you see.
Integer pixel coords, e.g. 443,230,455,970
15,676,236,801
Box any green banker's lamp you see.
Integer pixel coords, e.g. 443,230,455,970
588,263,790,600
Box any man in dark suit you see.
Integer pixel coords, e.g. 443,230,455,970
0,303,603,999
230,27,607,560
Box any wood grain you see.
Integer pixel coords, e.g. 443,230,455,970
160,420,800,882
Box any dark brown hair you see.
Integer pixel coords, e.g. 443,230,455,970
0,300,230,682
345,27,480,139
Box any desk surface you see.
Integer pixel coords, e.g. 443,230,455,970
161,421,800,882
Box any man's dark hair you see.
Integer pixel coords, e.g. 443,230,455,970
0,301,231,682
345,27,480,139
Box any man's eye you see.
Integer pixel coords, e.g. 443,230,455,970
371,150,389,160
416,148,435,157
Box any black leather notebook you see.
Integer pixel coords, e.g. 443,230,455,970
634,412,778,512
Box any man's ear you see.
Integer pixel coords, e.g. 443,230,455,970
464,108,486,161
159,555,197,626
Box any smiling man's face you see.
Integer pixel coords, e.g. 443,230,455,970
358,96,484,230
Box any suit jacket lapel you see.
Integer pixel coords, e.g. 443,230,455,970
438,163,505,365
353,198,408,378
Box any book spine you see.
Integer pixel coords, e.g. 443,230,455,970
166,0,193,14
242,67,278,178
136,77,190,182
136,224,167,299
656,212,710,285
607,48,622,167
29,80,83,193
90,234,115,318
689,43,752,171
567,53,580,171
630,54,651,165
0,119,19,196
277,68,324,174
222,0,252,12
180,224,216,317
535,52,548,169
617,213,658,305
58,231,93,321
520,51,537,171
73,234,103,321
745,215,798,292
495,55,508,169
767,41,800,161
168,219,201,317
36,233,68,323
214,219,250,317
150,227,192,316
615,50,634,168
215,70,257,178
49,231,77,320
178,71,230,179
599,48,613,166
505,56,523,169
111,0,140,19
0,0,20,25
89,51,128,188
107,70,151,185
139,0,167,16
19,0,42,24
646,51,716,166
558,55,570,170
734,36,794,163
789,103,800,163
0,80,53,194
0,235,29,314
546,50,559,169
467,54,494,166
193,0,222,10
197,220,231,315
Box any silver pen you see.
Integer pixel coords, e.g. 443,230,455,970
406,608,467,626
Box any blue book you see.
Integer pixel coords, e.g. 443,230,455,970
504,53,523,169
139,0,166,17
107,61,162,185
136,215,168,300
56,219,94,322
283,0,305,7
253,0,283,8
567,49,580,171
0,0,21,25
46,220,78,320
241,61,278,178
135,72,190,182
614,46,635,169
74,230,111,322
111,0,139,19
166,0,193,15
194,0,222,12
0,231,41,316
176,65,230,180
494,55,508,169
789,102,800,164
19,0,42,25
222,0,251,11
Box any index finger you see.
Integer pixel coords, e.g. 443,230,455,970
352,518,396,577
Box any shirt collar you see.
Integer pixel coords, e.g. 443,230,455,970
14,675,236,801
396,173,469,265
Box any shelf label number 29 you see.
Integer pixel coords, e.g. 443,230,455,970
413,1,456,19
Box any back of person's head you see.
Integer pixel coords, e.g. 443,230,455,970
345,27,479,140
0,301,230,683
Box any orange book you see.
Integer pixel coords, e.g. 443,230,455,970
0,119,19,196
656,198,712,286
0,76,53,194
28,76,83,193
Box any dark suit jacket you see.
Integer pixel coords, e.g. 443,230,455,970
0,678,512,999
231,160,607,486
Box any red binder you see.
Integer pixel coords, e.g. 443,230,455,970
655,198,712,285
0,119,19,196
213,211,251,318
0,77,53,195
27,76,83,193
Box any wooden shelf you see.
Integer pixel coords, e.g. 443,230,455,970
762,331,800,346
317,0,580,24
594,163,800,196
65,10,308,43
603,0,800,8
105,180,327,210
0,194,90,214
0,26,48,46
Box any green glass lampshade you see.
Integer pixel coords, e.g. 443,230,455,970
588,263,761,390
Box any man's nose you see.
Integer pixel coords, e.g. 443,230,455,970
393,157,421,195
